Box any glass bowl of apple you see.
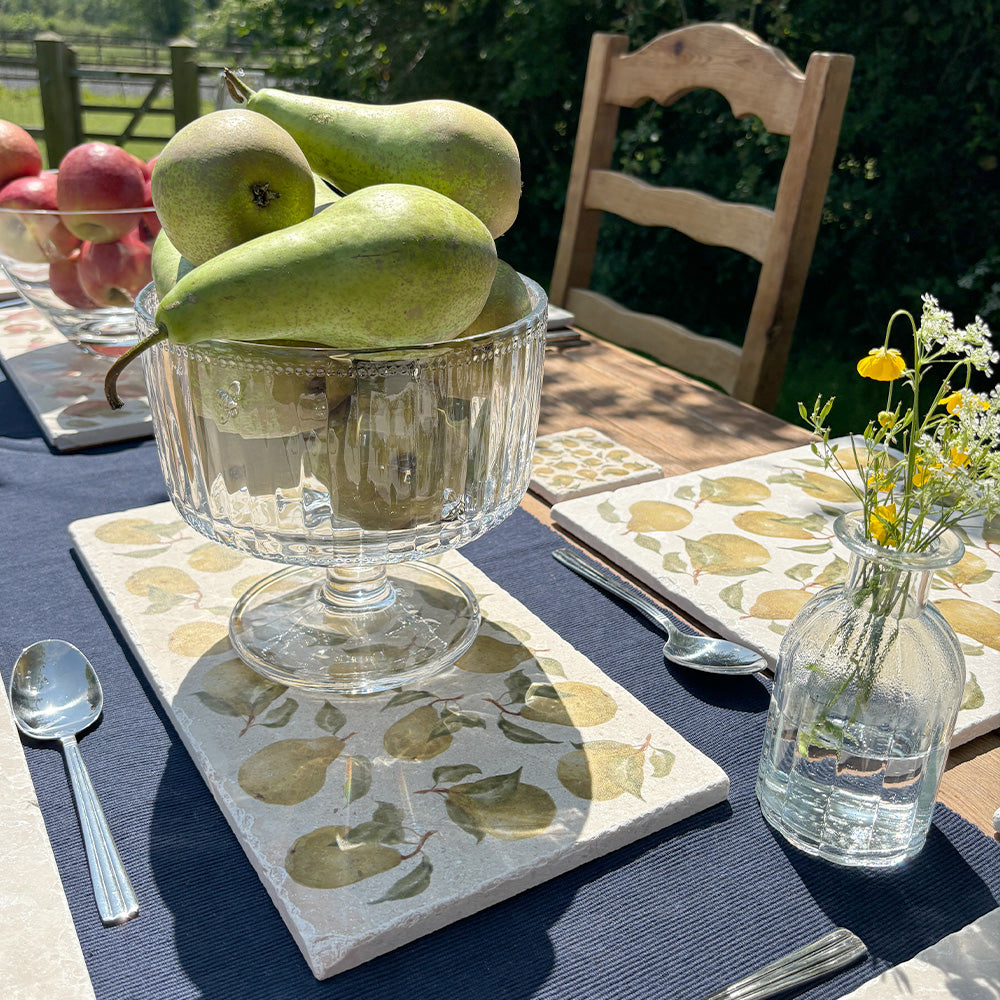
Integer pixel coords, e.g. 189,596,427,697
0,137,156,358
135,275,547,695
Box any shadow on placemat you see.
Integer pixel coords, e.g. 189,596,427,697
766,804,1000,969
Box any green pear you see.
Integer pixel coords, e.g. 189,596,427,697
311,171,338,214
150,229,194,298
457,260,532,336
151,108,315,266
225,70,520,238
105,183,497,409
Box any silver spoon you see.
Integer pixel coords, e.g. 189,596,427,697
553,548,767,674
9,640,139,925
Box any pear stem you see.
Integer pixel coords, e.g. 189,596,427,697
224,68,255,104
104,327,168,410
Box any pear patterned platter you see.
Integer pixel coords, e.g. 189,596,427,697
0,304,151,450
551,439,1000,748
530,426,664,503
69,502,729,980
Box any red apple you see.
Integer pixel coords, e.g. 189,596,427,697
49,251,101,309
0,120,42,188
56,142,146,243
77,231,152,306
139,175,162,241
0,172,80,264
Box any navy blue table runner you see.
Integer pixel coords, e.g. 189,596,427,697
2,368,999,1000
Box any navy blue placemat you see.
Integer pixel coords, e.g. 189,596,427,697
2,369,999,1000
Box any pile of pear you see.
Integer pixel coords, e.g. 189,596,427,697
104,75,531,409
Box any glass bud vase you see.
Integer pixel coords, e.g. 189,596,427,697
756,510,965,867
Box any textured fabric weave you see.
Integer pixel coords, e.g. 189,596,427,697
2,371,998,1000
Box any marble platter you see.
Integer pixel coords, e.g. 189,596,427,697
551,439,1000,747
69,502,730,979
0,304,151,450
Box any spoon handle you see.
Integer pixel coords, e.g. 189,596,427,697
553,548,680,637
61,735,139,925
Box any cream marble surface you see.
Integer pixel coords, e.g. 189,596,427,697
0,686,96,1000
0,305,151,450
842,908,1000,999
551,439,1000,747
70,501,730,980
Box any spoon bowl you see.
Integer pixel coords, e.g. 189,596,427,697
9,639,139,925
552,548,766,675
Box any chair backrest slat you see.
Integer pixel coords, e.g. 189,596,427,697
550,22,853,412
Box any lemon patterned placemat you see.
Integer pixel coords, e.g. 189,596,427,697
69,502,729,980
530,426,663,503
0,305,151,450
551,440,1000,748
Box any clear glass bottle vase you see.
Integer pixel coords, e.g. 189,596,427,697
756,510,965,867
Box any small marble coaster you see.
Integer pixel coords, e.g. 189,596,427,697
550,439,1000,748
70,501,729,980
0,305,151,450
0,686,96,1000
840,908,1000,998
530,426,663,503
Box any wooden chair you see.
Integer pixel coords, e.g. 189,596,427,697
549,23,853,412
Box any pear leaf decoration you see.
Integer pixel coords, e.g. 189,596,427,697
438,768,557,843
382,689,436,710
259,697,298,729
961,672,985,711
315,700,347,735
432,763,482,784
371,855,433,904
344,755,372,804
497,715,562,745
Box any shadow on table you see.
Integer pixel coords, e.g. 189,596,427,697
0,372,40,440
770,817,1000,970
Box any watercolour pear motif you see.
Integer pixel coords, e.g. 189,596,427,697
518,681,617,728
732,511,826,540
383,704,454,761
422,767,557,842
286,825,402,889
625,500,692,533
748,589,813,621
934,599,1000,651
557,735,674,801
167,620,229,657
238,736,347,805
455,631,533,674
284,802,434,893
187,541,248,573
196,656,288,729
695,476,770,506
684,533,770,583
125,566,200,599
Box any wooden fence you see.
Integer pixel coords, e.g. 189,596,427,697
2,32,278,165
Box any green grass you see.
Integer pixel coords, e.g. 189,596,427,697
0,83,213,165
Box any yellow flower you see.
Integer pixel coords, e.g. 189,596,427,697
869,504,900,546
911,457,939,487
950,448,970,468
877,410,896,429
857,347,906,381
941,390,990,414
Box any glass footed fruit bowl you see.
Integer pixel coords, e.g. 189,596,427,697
0,203,152,358
136,277,548,695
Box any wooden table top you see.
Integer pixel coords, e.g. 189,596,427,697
530,333,1000,839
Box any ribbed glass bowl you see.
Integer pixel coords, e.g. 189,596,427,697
0,203,151,357
136,276,548,694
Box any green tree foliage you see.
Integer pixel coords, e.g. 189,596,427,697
206,0,998,422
